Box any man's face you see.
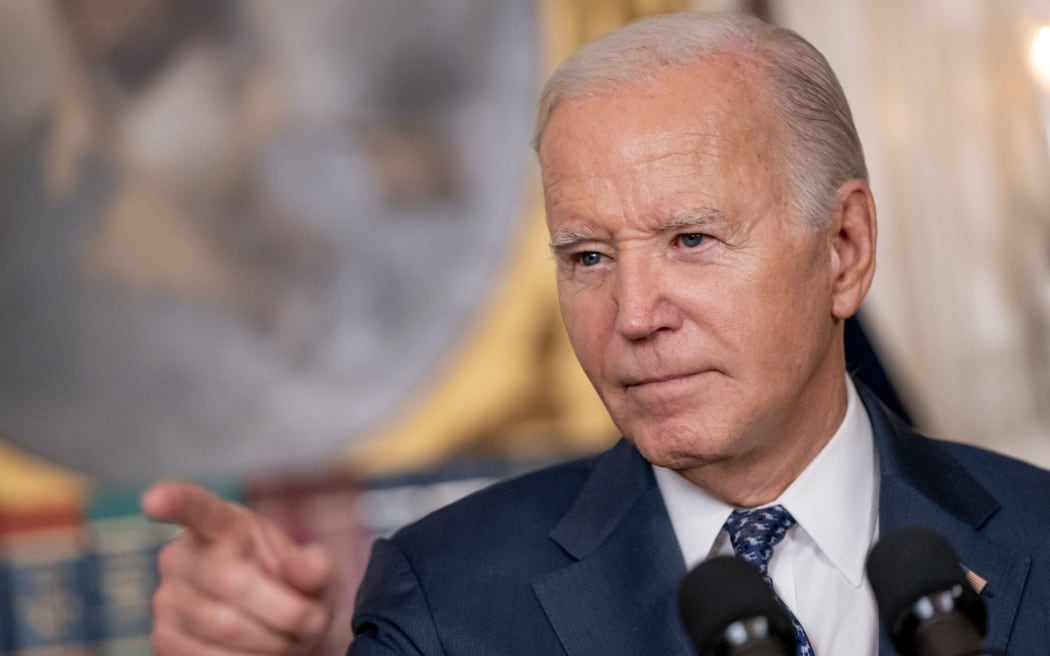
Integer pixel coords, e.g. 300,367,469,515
540,57,846,476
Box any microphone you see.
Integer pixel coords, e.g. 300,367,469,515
677,556,796,656
866,527,999,656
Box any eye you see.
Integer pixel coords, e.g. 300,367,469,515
677,233,706,248
576,251,604,267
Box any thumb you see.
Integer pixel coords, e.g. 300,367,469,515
283,542,337,598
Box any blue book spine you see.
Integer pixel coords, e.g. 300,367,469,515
82,514,160,656
6,526,92,655
0,559,13,654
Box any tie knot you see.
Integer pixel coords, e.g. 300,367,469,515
723,504,796,575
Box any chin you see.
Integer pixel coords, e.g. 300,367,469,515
622,417,728,471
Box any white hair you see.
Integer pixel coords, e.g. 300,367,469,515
534,12,867,227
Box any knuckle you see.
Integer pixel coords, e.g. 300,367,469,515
151,625,180,655
151,583,176,618
196,604,243,643
211,564,251,599
288,601,328,640
156,540,187,577
286,602,314,632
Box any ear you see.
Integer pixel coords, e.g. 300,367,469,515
828,180,877,320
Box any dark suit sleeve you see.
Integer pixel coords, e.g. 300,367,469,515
348,538,445,655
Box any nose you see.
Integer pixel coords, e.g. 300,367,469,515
613,252,682,341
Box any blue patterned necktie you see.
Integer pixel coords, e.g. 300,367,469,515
723,505,814,656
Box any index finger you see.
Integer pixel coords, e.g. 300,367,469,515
142,480,246,544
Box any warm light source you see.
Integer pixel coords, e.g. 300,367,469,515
1030,25,1050,92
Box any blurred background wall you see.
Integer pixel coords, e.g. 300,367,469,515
0,0,1049,653
0,0,607,487
0,0,1045,495
0,0,1047,516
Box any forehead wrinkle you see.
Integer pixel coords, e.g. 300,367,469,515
619,128,721,169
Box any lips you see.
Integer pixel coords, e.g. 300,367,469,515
623,371,704,388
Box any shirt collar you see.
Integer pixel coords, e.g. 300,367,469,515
653,377,877,586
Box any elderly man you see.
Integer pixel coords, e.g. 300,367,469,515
144,12,1050,655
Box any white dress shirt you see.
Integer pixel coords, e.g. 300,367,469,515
654,378,880,655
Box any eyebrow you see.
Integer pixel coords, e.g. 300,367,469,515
548,229,599,253
657,209,728,232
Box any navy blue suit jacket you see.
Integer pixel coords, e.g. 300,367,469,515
349,385,1050,654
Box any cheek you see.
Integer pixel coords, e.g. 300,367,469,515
675,271,749,336
679,264,807,368
559,290,613,376
740,259,834,372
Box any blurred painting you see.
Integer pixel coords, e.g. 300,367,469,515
0,0,539,480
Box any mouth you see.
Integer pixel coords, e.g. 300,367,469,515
623,371,705,389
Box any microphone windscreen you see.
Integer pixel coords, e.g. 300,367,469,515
677,556,793,654
865,527,984,635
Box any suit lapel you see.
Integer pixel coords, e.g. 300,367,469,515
862,386,1031,655
532,441,693,656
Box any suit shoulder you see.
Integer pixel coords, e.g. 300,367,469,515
936,438,1050,488
929,437,1050,528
